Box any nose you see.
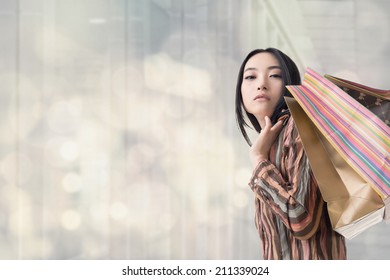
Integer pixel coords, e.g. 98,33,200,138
257,75,268,91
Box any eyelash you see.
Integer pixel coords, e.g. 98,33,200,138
244,74,281,80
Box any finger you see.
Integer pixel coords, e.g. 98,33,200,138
264,116,271,130
271,119,284,132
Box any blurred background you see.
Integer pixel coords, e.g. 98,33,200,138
0,0,389,259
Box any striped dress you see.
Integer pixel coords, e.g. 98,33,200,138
249,116,347,260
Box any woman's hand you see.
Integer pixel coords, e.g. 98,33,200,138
249,116,284,169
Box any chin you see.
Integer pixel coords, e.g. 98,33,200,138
250,109,272,118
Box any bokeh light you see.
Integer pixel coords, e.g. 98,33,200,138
1,0,389,260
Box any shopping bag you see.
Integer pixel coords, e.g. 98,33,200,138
284,68,390,239
324,74,389,126
324,73,390,227
285,97,385,239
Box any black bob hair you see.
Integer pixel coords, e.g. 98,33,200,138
235,48,301,146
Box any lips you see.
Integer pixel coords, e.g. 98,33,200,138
254,94,270,101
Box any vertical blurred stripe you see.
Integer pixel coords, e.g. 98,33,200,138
0,0,388,260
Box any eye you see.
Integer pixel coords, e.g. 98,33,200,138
270,74,282,78
244,75,256,80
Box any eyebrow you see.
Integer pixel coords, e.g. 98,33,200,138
244,65,281,73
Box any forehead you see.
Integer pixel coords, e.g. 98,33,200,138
245,52,280,69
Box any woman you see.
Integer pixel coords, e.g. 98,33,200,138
235,48,347,260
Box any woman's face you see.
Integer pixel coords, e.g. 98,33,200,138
241,52,284,120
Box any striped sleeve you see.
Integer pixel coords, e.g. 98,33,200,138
248,122,324,240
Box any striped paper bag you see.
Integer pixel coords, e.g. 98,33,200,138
285,68,390,239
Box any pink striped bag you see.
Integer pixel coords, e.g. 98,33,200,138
285,68,389,239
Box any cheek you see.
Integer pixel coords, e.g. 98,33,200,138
270,87,284,109
241,94,251,111
241,84,252,104
271,84,284,100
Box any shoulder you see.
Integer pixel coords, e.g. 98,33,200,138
282,115,297,135
281,115,301,146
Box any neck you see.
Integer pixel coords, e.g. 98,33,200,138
256,115,267,129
